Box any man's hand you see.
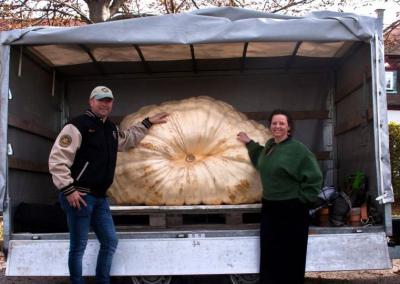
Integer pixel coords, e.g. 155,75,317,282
66,191,87,209
149,112,169,124
237,132,251,144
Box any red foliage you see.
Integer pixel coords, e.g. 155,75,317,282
0,18,86,31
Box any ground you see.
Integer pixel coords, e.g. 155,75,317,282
306,260,400,283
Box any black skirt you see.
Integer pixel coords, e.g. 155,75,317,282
259,198,310,284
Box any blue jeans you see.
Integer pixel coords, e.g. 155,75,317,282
59,193,118,284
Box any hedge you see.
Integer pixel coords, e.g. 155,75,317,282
389,121,400,201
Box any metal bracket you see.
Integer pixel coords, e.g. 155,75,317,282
188,233,205,238
7,144,13,156
176,233,206,239
376,190,394,204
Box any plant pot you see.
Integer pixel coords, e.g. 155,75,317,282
349,207,361,226
319,207,330,227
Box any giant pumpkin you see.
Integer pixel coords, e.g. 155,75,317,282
108,96,271,205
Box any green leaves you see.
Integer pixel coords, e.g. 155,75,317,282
389,121,400,200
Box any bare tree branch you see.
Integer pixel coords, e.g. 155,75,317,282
170,0,176,13
162,0,170,14
1,0,399,31
110,0,126,16
385,19,400,34
190,0,200,9
269,0,310,14
51,0,92,23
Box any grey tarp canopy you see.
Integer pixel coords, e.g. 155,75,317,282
0,7,392,208
0,7,380,68
0,8,377,45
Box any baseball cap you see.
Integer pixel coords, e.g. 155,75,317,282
90,86,114,100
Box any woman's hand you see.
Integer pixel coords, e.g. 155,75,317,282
237,132,251,143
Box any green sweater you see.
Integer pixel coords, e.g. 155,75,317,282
246,137,322,204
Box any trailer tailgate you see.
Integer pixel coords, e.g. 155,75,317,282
6,232,391,276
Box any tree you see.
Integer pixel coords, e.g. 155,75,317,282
84,0,127,22
0,0,133,29
384,0,400,55
0,0,398,29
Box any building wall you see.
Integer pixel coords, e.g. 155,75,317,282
386,54,400,110
388,110,400,123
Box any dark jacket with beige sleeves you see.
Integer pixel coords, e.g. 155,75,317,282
246,137,322,205
49,110,151,197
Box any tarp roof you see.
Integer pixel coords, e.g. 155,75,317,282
0,7,378,46
0,7,380,74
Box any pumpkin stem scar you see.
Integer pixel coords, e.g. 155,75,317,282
185,154,196,162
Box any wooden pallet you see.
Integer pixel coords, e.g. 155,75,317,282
110,204,261,230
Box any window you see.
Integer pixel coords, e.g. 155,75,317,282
386,71,397,94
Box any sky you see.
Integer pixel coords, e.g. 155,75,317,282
339,0,399,27
136,0,400,28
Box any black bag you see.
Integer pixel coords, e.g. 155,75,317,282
329,191,352,226
309,187,352,227
310,186,339,212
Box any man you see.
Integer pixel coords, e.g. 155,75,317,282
49,86,168,284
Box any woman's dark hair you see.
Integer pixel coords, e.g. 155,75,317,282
268,109,294,135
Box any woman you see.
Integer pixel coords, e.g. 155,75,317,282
237,109,322,284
